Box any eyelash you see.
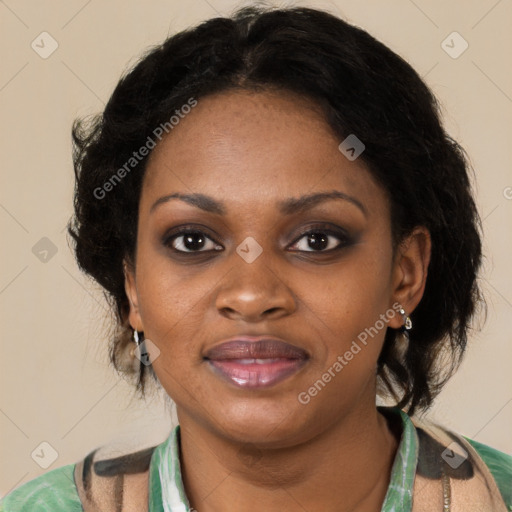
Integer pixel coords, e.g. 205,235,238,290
162,223,353,255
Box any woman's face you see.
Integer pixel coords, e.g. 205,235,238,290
125,89,428,446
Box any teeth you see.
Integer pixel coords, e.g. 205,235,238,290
234,358,283,364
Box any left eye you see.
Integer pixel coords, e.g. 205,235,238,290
289,229,349,252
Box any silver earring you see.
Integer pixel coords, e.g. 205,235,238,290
131,329,143,360
398,307,412,342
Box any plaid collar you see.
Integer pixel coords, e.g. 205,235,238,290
149,406,418,512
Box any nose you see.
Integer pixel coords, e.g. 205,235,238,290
215,254,296,322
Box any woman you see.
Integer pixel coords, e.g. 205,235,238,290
2,5,510,511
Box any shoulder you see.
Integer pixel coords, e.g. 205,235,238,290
410,412,512,509
73,443,158,511
463,436,512,506
0,463,82,512
464,436,512,470
0,440,162,512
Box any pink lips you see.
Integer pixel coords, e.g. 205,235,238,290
204,336,309,389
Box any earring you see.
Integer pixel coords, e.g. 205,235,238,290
398,307,412,342
130,329,142,358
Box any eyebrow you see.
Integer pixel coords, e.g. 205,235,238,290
149,190,367,217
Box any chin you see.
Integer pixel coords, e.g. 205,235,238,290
211,398,315,448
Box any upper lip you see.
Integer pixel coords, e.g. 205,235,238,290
204,336,309,361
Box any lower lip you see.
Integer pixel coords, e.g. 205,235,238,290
207,358,307,388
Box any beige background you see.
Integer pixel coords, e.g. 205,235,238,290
1,0,511,497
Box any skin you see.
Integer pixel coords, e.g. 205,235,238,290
124,89,431,512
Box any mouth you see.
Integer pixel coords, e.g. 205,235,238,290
204,336,309,389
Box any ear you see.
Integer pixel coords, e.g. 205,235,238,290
123,260,144,332
388,227,432,329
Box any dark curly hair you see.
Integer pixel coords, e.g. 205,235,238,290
67,5,484,416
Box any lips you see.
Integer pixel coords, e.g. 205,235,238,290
204,336,309,389
205,337,309,360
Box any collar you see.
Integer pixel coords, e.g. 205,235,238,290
148,406,419,512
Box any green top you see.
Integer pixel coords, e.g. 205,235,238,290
1,407,510,511
0,464,82,512
465,437,512,507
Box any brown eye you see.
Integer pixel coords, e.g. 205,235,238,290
164,228,222,253
289,225,352,253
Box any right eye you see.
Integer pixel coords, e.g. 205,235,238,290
163,227,223,254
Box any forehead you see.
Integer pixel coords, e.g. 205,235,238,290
141,89,386,216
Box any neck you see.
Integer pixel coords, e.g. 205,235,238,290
177,404,401,512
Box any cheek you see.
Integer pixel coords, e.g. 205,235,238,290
135,263,211,400
315,240,392,312
310,243,394,364
134,255,211,360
